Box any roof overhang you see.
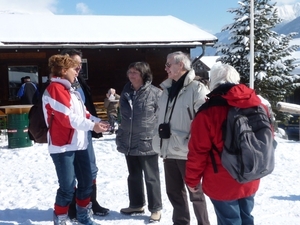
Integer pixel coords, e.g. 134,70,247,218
0,41,217,49
0,14,218,49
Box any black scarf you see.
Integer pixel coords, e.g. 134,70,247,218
168,72,188,101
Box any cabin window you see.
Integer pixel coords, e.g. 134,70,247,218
8,66,39,101
80,59,88,80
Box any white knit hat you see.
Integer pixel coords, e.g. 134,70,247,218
209,62,240,91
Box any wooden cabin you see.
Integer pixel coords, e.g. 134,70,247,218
0,14,217,106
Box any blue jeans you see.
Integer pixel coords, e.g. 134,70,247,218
51,150,93,207
210,195,255,225
87,131,98,180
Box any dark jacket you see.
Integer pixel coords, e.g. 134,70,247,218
77,75,102,138
116,81,162,156
17,82,39,104
185,84,260,201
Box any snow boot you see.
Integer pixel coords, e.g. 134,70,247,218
91,183,109,216
149,211,161,223
120,206,145,215
76,202,100,225
53,211,73,225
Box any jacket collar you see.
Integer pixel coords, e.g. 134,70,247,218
208,83,261,108
50,77,73,90
160,69,196,89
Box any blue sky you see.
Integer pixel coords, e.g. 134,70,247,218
0,0,297,34
55,0,239,34
52,0,297,34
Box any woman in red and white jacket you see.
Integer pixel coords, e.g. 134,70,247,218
43,54,108,225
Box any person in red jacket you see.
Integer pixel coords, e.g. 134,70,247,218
185,63,261,225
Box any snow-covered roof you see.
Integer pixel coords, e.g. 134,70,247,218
200,56,220,69
0,14,218,48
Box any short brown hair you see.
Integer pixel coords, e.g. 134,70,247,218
48,54,79,77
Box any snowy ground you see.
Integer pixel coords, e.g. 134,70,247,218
0,133,300,225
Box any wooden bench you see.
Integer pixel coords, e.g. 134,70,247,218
93,102,108,121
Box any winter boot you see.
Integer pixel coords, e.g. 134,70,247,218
91,183,109,216
149,211,161,223
68,188,77,221
76,202,100,225
53,211,73,225
120,206,145,215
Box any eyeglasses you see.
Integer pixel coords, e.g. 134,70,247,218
165,62,176,68
127,70,140,75
165,62,172,68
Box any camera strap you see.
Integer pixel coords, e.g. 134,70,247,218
160,93,178,148
164,93,178,123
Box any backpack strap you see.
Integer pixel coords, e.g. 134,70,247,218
47,112,54,145
210,144,221,173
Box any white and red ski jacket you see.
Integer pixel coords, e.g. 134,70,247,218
42,77,100,154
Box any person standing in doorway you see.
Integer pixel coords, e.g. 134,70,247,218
17,76,39,104
116,62,163,223
152,51,210,225
60,49,110,220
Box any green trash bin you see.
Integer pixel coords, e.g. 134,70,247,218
7,113,32,148
0,115,8,141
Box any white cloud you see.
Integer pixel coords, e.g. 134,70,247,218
0,0,57,14
76,2,92,15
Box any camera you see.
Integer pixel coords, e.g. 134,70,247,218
158,123,171,139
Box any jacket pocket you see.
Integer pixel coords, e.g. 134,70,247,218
169,130,189,155
138,133,153,153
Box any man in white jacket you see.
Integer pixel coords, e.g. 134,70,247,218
152,51,210,225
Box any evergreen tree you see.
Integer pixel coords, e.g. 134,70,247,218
215,0,300,121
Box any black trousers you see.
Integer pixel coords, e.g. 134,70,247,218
164,159,210,225
125,154,162,212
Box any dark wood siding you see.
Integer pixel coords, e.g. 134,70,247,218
0,47,190,105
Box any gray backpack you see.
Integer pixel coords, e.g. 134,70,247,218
211,105,277,183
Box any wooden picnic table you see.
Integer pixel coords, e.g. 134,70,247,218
0,105,32,115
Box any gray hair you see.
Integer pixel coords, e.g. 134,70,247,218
167,51,191,71
209,63,240,91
